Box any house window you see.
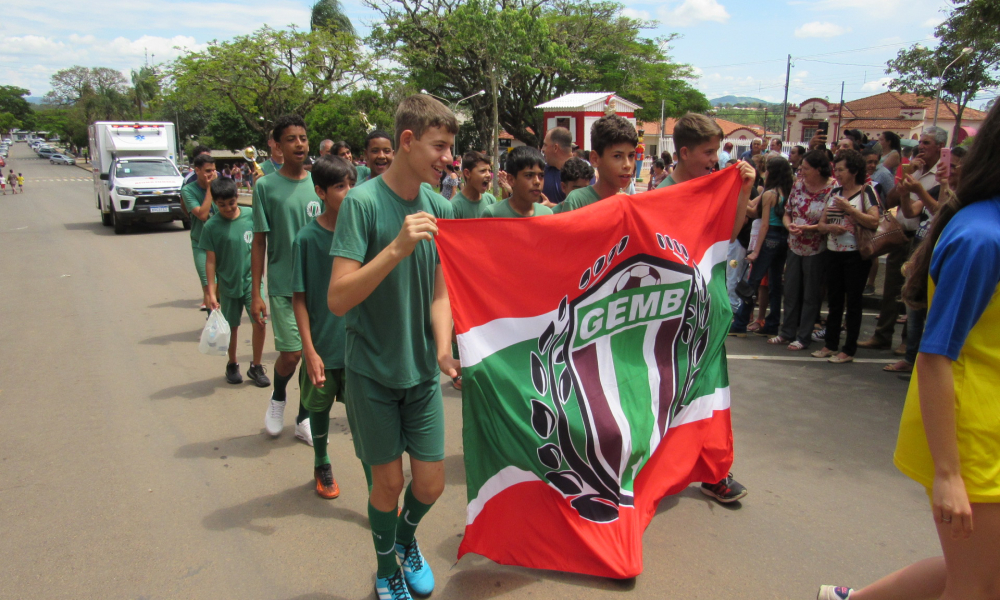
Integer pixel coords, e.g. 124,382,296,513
556,117,570,130
802,127,817,143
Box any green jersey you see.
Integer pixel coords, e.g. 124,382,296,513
199,207,254,297
252,171,323,297
483,199,554,218
656,174,677,189
330,177,454,388
292,220,345,369
260,159,282,176
552,185,601,214
355,165,372,182
181,181,214,243
451,190,497,219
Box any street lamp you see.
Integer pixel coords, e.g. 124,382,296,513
933,47,974,127
420,89,486,110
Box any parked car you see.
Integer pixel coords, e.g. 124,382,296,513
37,147,57,158
0,157,6,168
50,154,76,165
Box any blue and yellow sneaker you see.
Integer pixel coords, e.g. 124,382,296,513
376,569,412,600
395,539,434,596
817,585,853,599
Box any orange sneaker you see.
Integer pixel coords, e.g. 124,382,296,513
314,464,340,499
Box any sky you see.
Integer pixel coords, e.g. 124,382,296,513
1,0,990,109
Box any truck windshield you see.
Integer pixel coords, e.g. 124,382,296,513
115,161,179,178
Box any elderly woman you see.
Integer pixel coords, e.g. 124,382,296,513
771,149,835,349
811,149,880,363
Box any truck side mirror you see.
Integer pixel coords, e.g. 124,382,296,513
99,172,109,181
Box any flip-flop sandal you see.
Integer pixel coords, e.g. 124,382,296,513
452,376,462,391
896,315,908,324
787,341,806,351
767,336,789,345
883,361,913,373
811,348,835,358
747,319,765,333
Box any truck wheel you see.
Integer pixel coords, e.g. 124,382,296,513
182,219,192,231
112,208,128,235
101,211,113,226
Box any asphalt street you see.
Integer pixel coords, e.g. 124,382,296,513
0,142,940,599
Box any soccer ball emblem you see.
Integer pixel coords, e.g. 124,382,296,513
243,230,253,244
614,264,661,292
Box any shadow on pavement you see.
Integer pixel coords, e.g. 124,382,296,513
202,484,369,535
437,567,539,599
63,221,113,235
149,298,203,310
279,595,351,600
140,328,202,345
149,376,230,400
175,431,299,459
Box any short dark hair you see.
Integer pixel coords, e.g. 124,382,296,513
365,130,393,151
560,157,594,183
792,145,806,157
505,145,546,178
311,155,357,190
394,95,458,149
191,145,211,158
331,141,351,155
802,149,832,178
461,151,490,173
574,148,589,161
210,177,238,200
653,159,666,171
834,149,866,185
547,127,573,152
590,115,638,156
673,113,724,153
272,114,307,142
193,154,216,169
862,147,880,158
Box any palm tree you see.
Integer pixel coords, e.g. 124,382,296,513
311,0,356,37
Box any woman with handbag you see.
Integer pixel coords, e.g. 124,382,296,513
812,149,880,364
772,150,834,350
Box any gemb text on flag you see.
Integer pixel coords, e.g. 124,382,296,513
435,167,741,579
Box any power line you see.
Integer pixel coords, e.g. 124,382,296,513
700,39,926,70
797,59,887,68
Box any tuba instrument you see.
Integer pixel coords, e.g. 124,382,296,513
242,146,266,179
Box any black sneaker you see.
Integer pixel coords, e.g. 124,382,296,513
226,362,243,384
701,473,748,503
246,363,271,387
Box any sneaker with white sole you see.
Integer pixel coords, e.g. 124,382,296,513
395,539,434,596
295,417,313,446
265,396,285,436
817,585,853,600
376,570,412,600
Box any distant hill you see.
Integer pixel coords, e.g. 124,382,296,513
710,95,776,107
25,96,45,104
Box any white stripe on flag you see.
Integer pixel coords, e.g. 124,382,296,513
457,240,730,369
466,466,539,525
594,335,631,480
669,386,730,429
644,320,663,450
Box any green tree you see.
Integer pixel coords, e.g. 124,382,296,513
887,0,1000,142
169,26,371,138
306,88,399,152
131,66,161,119
205,106,266,151
45,66,135,123
0,112,22,134
311,0,356,36
0,86,34,128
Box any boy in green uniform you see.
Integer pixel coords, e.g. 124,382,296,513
251,114,322,445
328,95,459,600
354,130,394,183
553,114,637,214
201,178,270,387
259,138,284,177
559,156,594,198
450,151,496,219
181,154,217,308
481,146,554,218
292,155,370,499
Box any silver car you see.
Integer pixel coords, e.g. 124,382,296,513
50,154,76,165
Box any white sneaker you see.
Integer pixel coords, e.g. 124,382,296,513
295,417,313,446
265,396,285,436
817,586,853,600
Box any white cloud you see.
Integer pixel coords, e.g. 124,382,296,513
862,76,893,92
658,0,730,27
923,16,944,28
794,22,851,38
621,7,652,20
793,70,809,79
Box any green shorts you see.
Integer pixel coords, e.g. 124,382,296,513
300,367,345,413
268,295,301,352
192,244,208,287
220,291,253,329
344,369,445,466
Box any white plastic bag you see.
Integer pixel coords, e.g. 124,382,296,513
199,309,231,356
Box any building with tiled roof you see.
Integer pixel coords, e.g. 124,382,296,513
786,91,986,146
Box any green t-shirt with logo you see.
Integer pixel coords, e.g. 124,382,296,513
199,207,254,297
292,220,345,369
181,181,214,244
552,185,602,214
355,165,371,183
656,174,677,189
252,172,323,297
330,177,454,388
260,159,282,176
451,190,497,219
482,199,554,218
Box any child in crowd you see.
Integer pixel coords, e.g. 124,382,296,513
17,173,24,192
181,154,217,308
553,115,637,213
354,130,395,183
450,151,496,219
482,146,553,218
559,157,595,198
201,178,270,387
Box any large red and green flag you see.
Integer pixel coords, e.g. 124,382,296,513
435,167,741,579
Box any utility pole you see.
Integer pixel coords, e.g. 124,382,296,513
491,65,500,197
659,99,665,159
835,81,845,140
780,54,791,141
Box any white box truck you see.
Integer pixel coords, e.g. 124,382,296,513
89,122,188,234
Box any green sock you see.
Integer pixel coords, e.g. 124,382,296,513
309,410,331,467
396,483,434,546
368,502,400,578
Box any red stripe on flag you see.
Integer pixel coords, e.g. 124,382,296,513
458,409,733,578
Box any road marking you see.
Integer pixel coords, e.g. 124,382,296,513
729,354,893,364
